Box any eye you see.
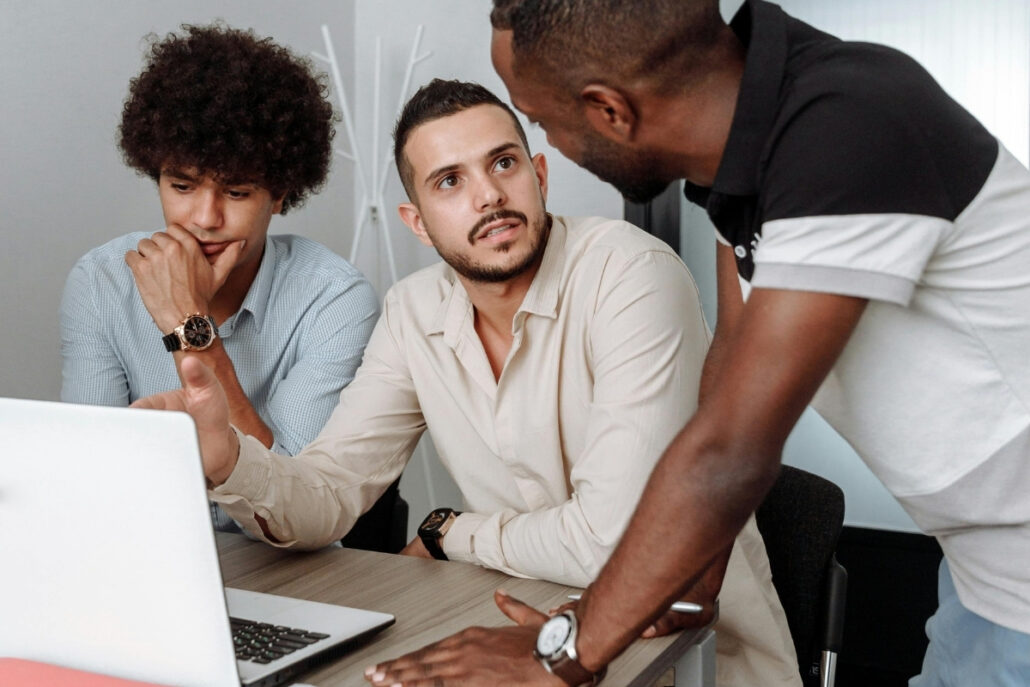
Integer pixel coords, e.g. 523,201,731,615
494,155,516,172
226,189,251,200
437,174,459,189
170,182,192,193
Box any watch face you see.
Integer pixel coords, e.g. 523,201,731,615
182,316,214,348
536,614,572,657
423,511,446,531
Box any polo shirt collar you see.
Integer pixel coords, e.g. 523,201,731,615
427,213,565,344
683,0,789,201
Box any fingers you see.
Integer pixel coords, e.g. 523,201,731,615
364,640,463,686
494,589,548,627
130,391,186,412
547,600,577,616
210,239,246,288
640,605,714,638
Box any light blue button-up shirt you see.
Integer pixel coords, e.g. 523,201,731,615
60,232,380,530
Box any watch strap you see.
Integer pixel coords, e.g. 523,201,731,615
550,656,604,687
162,331,182,352
422,530,447,560
418,508,461,561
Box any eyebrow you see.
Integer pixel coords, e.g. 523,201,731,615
162,168,258,188
422,142,522,187
162,168,199,182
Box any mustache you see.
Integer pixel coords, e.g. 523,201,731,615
467,209,527,245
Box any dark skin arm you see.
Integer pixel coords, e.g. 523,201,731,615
365,251,868,685
574,280,867,671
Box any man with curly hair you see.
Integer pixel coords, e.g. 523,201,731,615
60,24,380,534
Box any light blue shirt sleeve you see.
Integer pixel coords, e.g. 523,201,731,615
60,256,131,406
261,275,380,455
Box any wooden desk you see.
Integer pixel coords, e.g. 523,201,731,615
217,533,714,687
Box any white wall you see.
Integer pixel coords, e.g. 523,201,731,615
685,0,1030,532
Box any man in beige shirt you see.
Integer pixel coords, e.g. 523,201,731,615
136,79,800,686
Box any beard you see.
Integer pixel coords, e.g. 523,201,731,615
433,209,552,284
579,132,674,204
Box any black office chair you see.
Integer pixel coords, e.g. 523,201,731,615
755,465,848,687
340,478,409,554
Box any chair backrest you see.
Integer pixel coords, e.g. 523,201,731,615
341,477,409,553
755,464,845,686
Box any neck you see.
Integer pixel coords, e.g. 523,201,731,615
460,250,543,382
646,27,745,187
461,262,537,339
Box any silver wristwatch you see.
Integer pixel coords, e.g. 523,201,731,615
534,610,605,686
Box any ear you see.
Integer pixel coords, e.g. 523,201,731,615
271,194,286,215
531,152,549,204
580,84,637,142
398,202,434,247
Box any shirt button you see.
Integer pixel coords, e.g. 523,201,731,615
734,245,747,258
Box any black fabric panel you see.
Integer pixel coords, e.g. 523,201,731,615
759,41,998,225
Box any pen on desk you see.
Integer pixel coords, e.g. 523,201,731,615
566,593,703,614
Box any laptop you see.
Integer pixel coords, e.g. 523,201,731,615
0,397,394,687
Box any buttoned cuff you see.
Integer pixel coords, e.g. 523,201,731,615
209,427,290,545
212,427,272,499
442,512,487,564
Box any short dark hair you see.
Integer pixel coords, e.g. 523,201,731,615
118,23,335,214
491,0,724,95
393,79,530,201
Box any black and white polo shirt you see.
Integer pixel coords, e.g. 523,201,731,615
684,0,1030,634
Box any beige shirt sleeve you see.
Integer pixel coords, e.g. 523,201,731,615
210,296,423,549
443,250,710,587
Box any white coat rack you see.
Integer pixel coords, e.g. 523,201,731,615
312,26,440,510
313,24,432,285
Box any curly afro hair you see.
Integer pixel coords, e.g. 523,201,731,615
119,23,335,214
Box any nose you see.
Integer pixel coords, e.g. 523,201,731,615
472,172,506,213
189,188,223,231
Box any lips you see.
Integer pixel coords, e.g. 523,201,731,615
476,218,521,241
467,210,529,244
200,242,229,256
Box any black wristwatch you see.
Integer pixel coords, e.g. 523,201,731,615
162,313,218,352
535,610,606,686
417,507,461,560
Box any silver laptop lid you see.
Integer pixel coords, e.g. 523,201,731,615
0,398,240,686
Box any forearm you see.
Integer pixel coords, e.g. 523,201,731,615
575,419,779,671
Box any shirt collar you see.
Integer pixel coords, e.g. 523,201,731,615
426,214,567,343
683,0,789,201
230,235,276,331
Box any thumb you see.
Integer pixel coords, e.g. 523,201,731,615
494,589,548,627
180,354,220,394
210,239,246,288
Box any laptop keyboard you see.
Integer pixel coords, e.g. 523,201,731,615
231,617,330,664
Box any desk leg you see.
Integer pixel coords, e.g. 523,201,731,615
674,629,716,687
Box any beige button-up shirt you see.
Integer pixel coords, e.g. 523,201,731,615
213,215,799,686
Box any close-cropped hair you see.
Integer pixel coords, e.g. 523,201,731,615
490,0,724,94
393,78,530,201
118,23,335,214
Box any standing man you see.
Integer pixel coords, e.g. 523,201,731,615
134,78,801,687
61,24,379,532
365,1,1030,685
